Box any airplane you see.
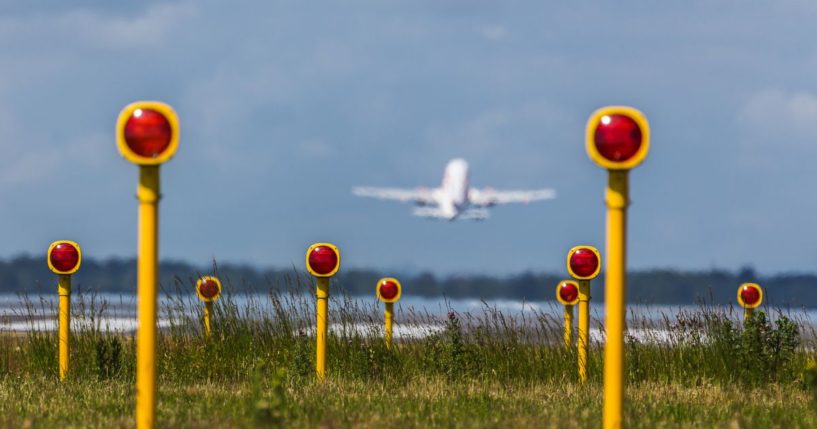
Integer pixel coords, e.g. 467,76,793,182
352,158,556,221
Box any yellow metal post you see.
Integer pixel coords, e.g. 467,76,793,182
195,276,221,338
577,280,591,384
316,277,329,380
744,307,754,322
604,169,628,429
203,302,213,339
384,302,394,349
136,165,160,429
58,275,71,381
586,105,648,429
563,305,574,349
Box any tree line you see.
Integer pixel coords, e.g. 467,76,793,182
3,255,815,308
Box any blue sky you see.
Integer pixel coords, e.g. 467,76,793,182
1,1,816,275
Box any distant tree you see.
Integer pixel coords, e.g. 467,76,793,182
1,255,817,307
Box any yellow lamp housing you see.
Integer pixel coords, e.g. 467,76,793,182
305,242,341,278
555,280,580,306
196,276,222,303
585,105,650,171
376,277,402,304
47,240,82,275
116,101,180,166
736,283,763,309
566,245,602,280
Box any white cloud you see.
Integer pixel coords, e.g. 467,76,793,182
0,98,110,189
421,102,576,183
425,102,571,159
297,138,336,160
480,25,507,41
738,88,817,140
734,88,817,170
70,2,197,49
0,2,197,51
0,132,110,190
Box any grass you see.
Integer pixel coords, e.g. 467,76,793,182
0,274,815,428
2,376,814,428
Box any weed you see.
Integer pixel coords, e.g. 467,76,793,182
0,279,814,427
94,335,122,380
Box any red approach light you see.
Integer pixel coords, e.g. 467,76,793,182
124,108,172,158
198,279,220,300
740,285,761,306
594,114,643,162
559,282,579,304
569,248,599,278
50,243,80,273
308,246,339,276
379,280,399,300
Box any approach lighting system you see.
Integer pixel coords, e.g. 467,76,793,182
567,245,601,384
376,277,402,348
737,283,763,309
567,246,601,280
306,243,341,277
196,276,222,303
585,105,651,429
586,107,650,170
377,278,402,303
556,280,579,349
117,102,180,165
117,100,181,429
48,241,82,275
196,276,221,339
556,280,580,306
306,242,341,380
48,240,82,381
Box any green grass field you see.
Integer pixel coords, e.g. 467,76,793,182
0,284,814,428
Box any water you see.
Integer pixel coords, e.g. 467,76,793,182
2,293,814,342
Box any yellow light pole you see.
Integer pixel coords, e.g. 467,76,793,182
376,278,402,348
563,305,574,348
47,240,82,382
305,243,341,380
566,245,601,384
556,280,580,349
117,101,180,429
586,106,650,429
737,283,763,321
577,281,590,375
385,304,393,346
196,276,222,338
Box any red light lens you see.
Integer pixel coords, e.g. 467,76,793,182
569,248,599,278
379,280,399,300
50,243,79,272
594,114,642,162
124,108,172,158
559,282,579,303
740,285,760,306
199,279,220,299
308,246,338,275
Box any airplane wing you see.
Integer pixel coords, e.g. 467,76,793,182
469,188,556,207
352,187,437,204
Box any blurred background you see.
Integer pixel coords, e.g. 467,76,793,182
0,1,815,285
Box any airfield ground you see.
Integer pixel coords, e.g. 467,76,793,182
0,290,815,428
1,376,814,428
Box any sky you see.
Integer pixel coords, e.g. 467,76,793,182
0,1,816,275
